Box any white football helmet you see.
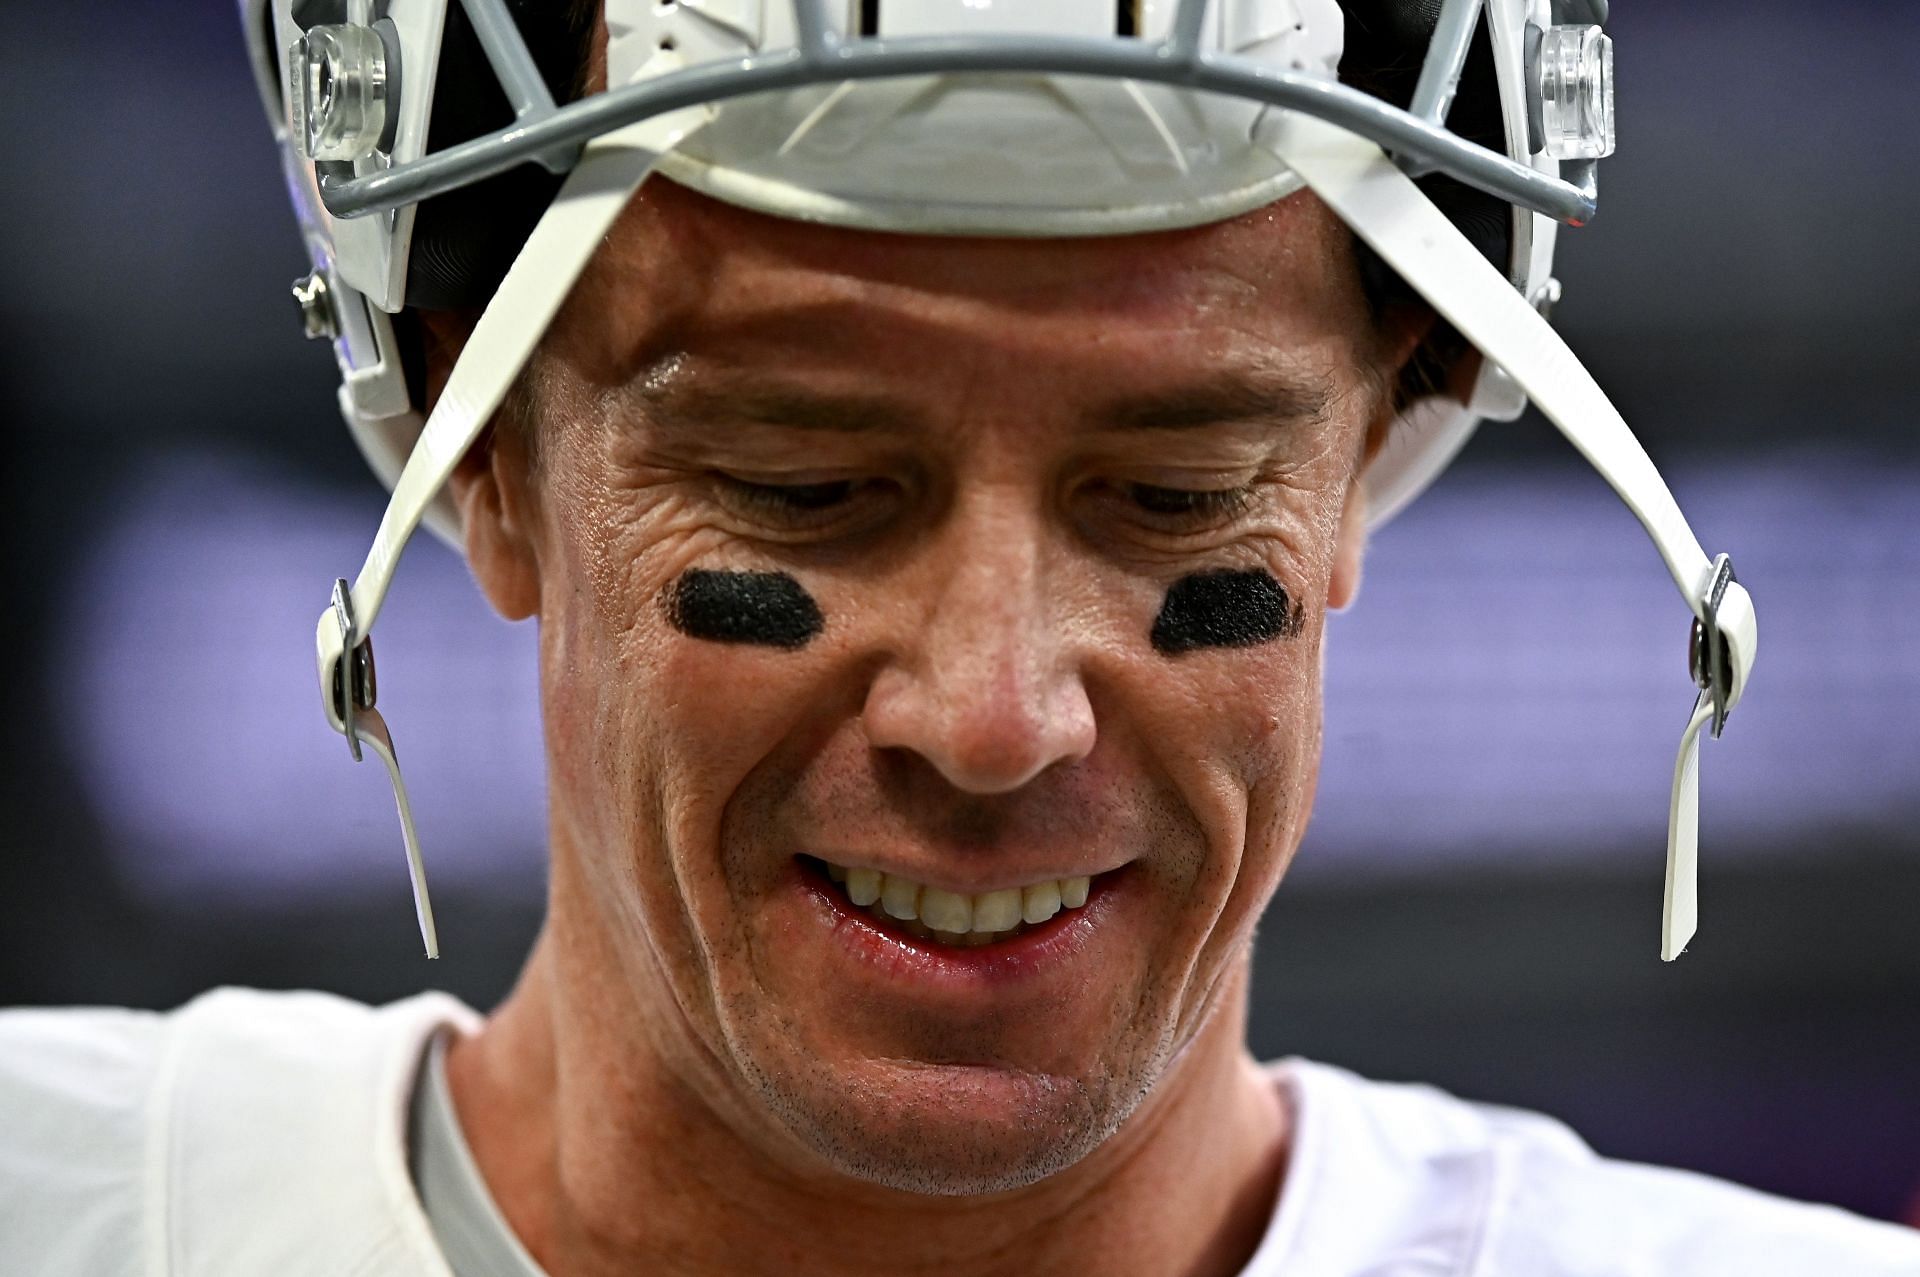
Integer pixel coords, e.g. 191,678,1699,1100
240,0,1754,962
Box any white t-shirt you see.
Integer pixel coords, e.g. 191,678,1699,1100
1,987,1914,1276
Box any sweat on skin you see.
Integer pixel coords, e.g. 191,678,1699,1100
434,172,1423,1277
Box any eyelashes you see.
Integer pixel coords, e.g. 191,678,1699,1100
1121,482,1254,523
708,475,893,538
722,478,860,514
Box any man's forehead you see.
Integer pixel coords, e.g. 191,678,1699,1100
558,176,1366,385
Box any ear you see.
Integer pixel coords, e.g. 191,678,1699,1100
1327,477,1368,614
1336,303,1429,613
449,423,542,622
417,310,543,622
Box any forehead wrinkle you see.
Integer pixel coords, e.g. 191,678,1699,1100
569,184,1362,410
573,191,1366,448
608,299,1347,454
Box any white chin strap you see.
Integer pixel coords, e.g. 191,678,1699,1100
316,107,1755,965
314,71,712,958
1269,115,1756,961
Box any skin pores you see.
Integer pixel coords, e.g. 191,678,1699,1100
452,177,1405,1220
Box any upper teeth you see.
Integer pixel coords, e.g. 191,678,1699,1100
823,860,1092,935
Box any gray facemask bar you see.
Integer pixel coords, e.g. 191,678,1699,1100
316,0,1599,227
310,0,1752,967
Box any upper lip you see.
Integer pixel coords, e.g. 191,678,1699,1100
801,852,1127,897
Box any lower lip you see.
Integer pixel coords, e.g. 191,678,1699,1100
791,859,1126,988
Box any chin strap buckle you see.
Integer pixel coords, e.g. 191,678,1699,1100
303,102,711,962
1663,552,1756,962
318,578,439,959
330,579,376,762
1688,554,1737,740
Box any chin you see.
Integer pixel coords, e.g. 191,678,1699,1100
744,1048,1146,1197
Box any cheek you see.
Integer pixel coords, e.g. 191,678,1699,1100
556,560,842,881
648,570,838,895
538,558,848,1006
537,487,841,912
1145,561,1318,793
1221,627,1325,910
1134,573,1326,950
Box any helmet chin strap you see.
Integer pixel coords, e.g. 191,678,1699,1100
315,97,1755,966
1267,112,1757,961
314,69,710,958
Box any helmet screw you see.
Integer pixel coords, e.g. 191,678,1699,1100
1530,276,1563,319
292,271,338,341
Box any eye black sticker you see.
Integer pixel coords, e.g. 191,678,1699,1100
1151,568,1302,655
664,569,824,650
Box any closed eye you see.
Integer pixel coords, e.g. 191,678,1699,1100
722,477,859,512
1124,483,1254,522
707,473,904,540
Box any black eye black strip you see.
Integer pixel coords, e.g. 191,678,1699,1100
664,569,824,650
1150,568,1303,654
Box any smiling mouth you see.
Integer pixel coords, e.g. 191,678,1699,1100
797,855,1095,947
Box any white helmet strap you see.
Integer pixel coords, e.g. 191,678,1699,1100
1270,113,1755,961
315,73,711,957
318,104,1755,966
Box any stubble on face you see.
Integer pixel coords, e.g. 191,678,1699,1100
712,736,1230,1195
500,178,1391,1201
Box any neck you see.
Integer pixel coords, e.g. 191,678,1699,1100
449,914,1288,1277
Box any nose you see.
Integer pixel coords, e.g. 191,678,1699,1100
861,491,1097,794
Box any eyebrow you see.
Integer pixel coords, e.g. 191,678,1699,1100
642,381,922,435
634,366,1334,437
1095,369,1334,433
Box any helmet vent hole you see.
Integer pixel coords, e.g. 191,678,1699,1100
1116,0,1140,38
859,0,879,38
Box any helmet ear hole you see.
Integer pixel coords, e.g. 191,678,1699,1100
399,0,596,310
405,167,564,310
1338,0,1512,276
393,309,428,412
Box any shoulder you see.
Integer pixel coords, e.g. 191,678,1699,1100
0,987,477,1276
0,1003,167,1275
0,987,459,1119
1268,1059,1920,1277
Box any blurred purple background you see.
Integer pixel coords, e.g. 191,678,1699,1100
49,452,1920,901
1,0,1916,1229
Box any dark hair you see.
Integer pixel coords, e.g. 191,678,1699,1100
1337,0,1510,408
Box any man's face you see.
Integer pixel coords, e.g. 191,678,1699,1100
464,180,1398,1195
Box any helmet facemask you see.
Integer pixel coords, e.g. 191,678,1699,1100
243,0,1750,963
